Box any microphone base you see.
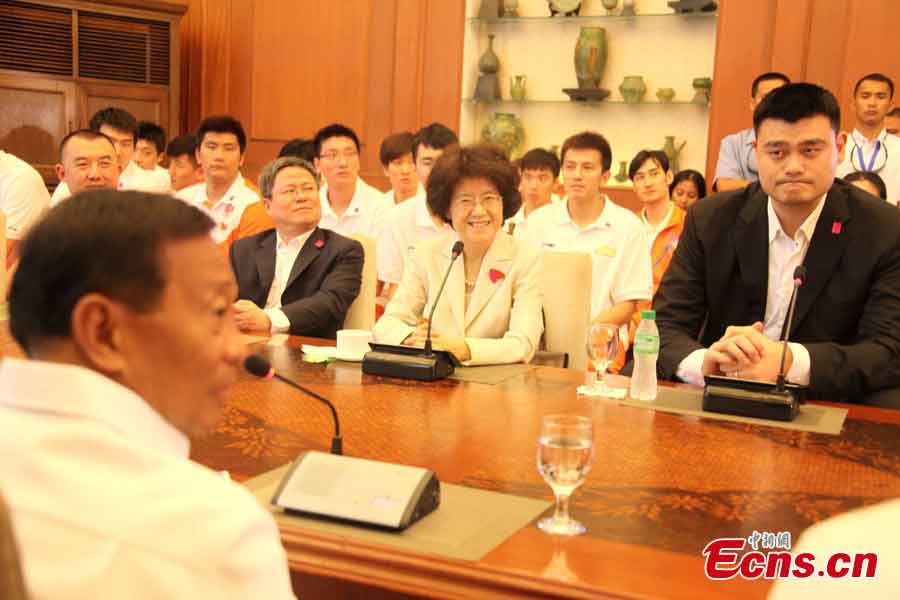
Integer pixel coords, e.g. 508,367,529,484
273,451,440,531
362,343,460,381
703,375,806,422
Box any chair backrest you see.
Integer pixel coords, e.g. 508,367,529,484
540,250,592,371
0,492,29,600
343,234,376,331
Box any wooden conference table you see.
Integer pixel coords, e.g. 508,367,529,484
186,336,900,599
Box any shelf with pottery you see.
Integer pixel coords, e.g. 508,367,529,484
462,98,707,106
468,12,716,23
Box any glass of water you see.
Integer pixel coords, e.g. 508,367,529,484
536,414,594,536
586,323,620,396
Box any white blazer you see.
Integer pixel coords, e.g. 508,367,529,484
374,231,544,365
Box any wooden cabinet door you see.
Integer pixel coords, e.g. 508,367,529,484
0,73,78,186
79,81,170,135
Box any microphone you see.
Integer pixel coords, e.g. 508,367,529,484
424,240,464,356
244,354,342,455
776,265,807,392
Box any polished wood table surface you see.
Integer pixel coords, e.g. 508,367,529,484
185,336,900,600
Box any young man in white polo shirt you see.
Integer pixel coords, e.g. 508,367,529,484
0,149,50,270
377,122,458,303
313,123,393,240
176,115,273,252
379,131,422,205
505,147,561,238
837,73,900,205
522,131,652,345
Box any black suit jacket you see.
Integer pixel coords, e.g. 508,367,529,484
653,180,900,402
229,227,364,339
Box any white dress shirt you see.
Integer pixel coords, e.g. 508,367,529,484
176,174,261,244
377,192,452,284
641,203,675,252
0,358,295,600
676,196,823,386
319,177,393,240
837,128,900,205
384,183,424,205
263,229,314,333
50,161,162,206
504,193,562,239
0,150,50,241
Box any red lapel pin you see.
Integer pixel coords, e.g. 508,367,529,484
831,221,842,235
315,239,325,249
489,268,505,284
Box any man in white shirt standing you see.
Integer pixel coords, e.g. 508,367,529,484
504,147,560,238
229,157,363,338
314,123,393,240
654,83,900,404
0,149,50,269
380,131,421,205
837,73,900,205
50,107,157,205
377,122,458,303
522,131,652,342
134,120,174,193
1,189,296,599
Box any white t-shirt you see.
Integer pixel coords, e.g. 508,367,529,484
0,150,50,240
0,358,296,600
837,128,900,205
521,196,652,339
137,163,173,193
50,161,164,206
176,175,262,244
318,177,393,240
377,192,452,284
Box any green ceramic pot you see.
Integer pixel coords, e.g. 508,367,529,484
619,75,647,103
482,112,525,158
574,27,607,89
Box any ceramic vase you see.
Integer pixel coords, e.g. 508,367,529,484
621,0,637,16
502,0,519,17
662,135,687,174
601,0,619,14
482,112,525,158
692,77,712,105
574,27,607,89
614,160,629,183
656,87,676,102
478,0,501,18
510,75,527,101
474,35,502,102
619,75,647,103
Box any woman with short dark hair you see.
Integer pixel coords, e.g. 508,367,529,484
373,145,544,365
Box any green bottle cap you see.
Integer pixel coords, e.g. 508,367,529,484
641,310,656,320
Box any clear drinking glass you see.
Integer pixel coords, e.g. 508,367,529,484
586,323,620,396
536,414,595,536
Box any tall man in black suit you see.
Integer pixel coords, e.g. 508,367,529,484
230,157,363,338
654,83,900,403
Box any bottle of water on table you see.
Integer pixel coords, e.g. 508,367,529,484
630,310,659,401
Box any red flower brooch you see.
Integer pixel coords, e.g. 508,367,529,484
489,268,505,284
315,239,325,249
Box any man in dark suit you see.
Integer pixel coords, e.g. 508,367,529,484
654,83,900,403
230,157,363,339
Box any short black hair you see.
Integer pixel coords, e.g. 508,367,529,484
88,107,138,143
854,73,895,99
753,83,841,135
843,171,887,200
137,121,166,154
166,134,199,163
561,131,613,172
278,138,317,162
670,169,707,199
426,145,521,225
628,149,670,180
196,115,247,153
751,72,791,98
9,190,214,355
518,148,560,178
888,107,900,118
58,129,115,162
313,123,361,157
413,122,459,161
379,132,415,167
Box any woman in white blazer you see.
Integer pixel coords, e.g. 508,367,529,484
373,145,543,365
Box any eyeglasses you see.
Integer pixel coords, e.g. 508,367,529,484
452,193,503,211
319,149,359,162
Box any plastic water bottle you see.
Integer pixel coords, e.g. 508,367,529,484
630,310,659,401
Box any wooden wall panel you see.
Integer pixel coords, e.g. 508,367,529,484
706,0,900,184
180,0,465,189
